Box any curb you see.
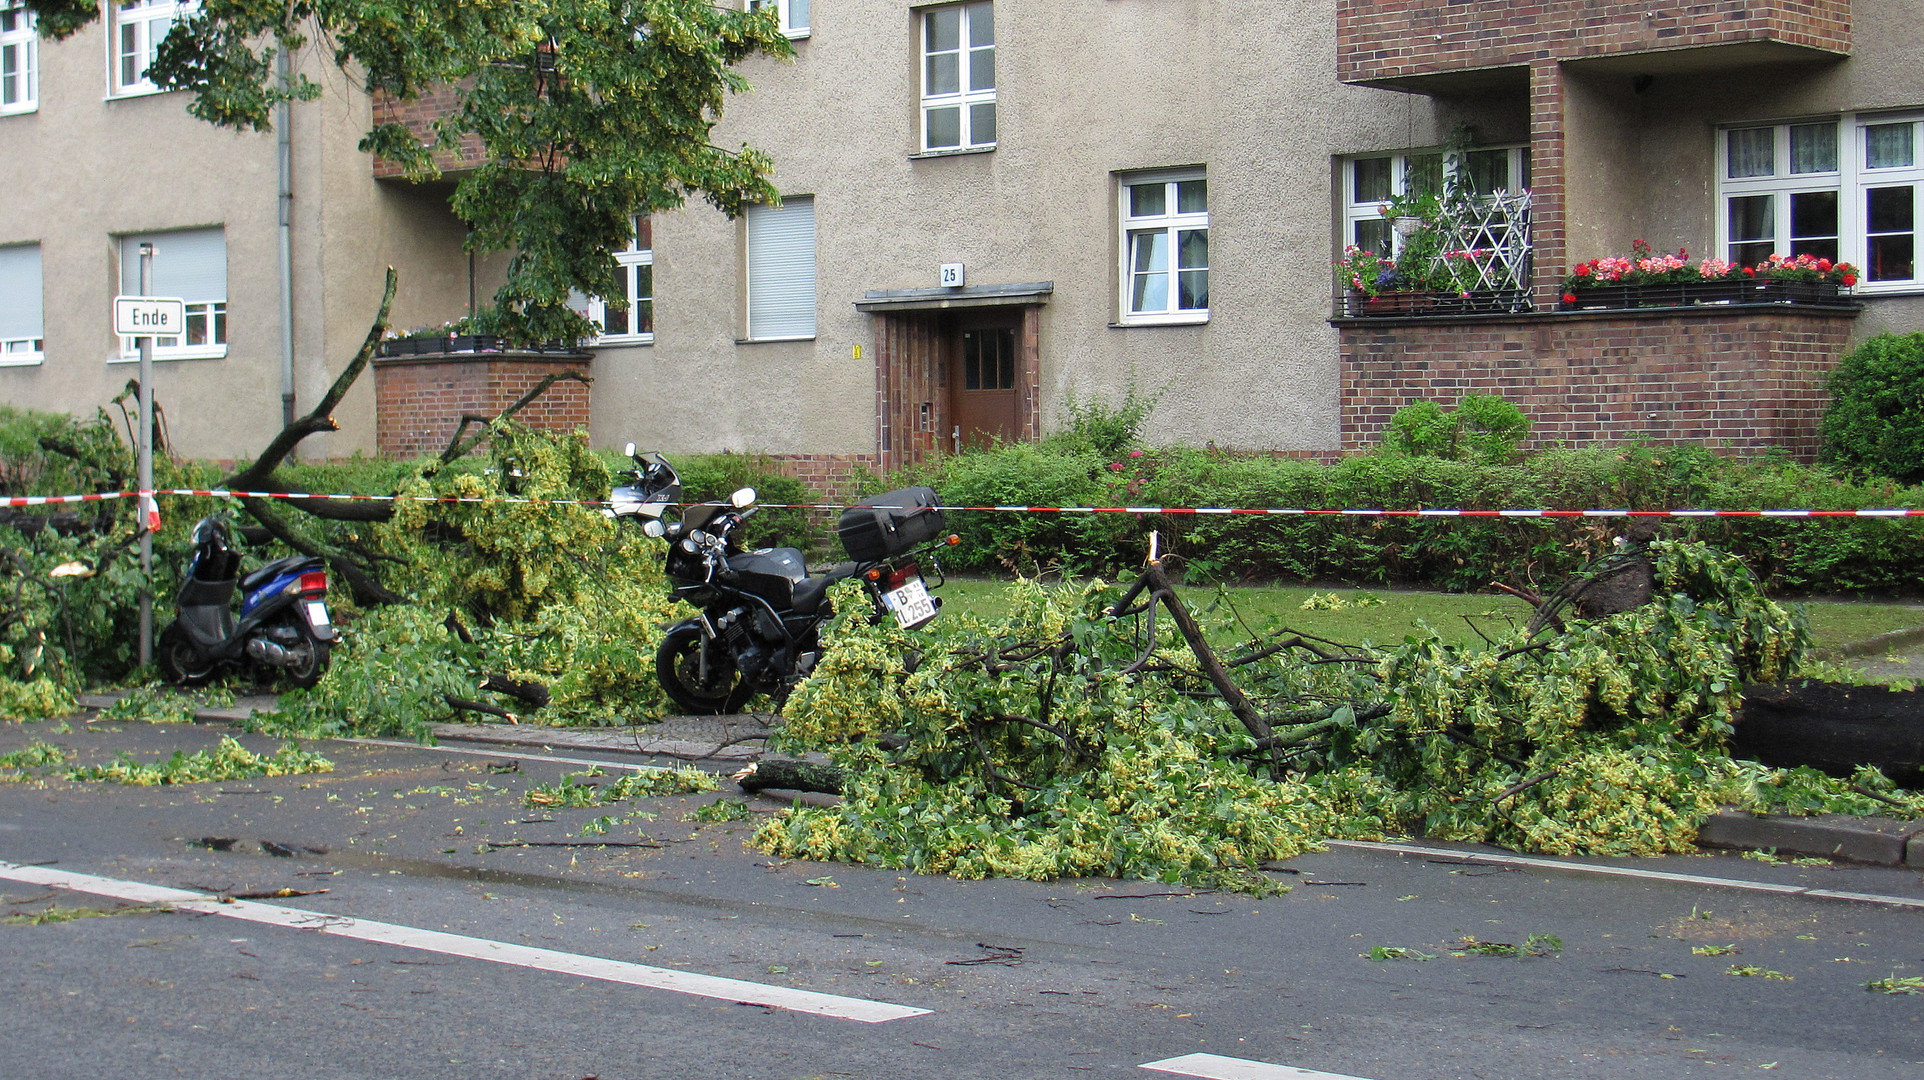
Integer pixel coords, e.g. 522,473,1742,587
1831,623,1924,659
1697,809,1924,868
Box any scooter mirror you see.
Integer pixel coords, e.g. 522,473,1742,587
731,487,756,508
641,519,666,538
624,442,636,457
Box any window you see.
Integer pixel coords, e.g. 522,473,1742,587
920,2,994,153
746,0,808,38
572,218,654,343
0,243,43,365
744,197,815,340
1,2,35,114
111,0,193,97
117,228,227,360
1340,147,1528,256
1719,114,1924,288
1120,170,1208,322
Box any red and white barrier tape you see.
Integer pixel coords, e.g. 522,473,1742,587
5,488,1924,519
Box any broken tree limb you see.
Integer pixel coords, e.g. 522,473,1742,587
439,371,592,464
1136,557,1279,773
733,759,847,796
479,674,551,709
444,695,517,724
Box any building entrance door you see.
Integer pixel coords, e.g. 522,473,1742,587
948,312,1022,452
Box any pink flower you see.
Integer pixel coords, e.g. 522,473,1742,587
1109,462,1124,472
1129,449,1144,458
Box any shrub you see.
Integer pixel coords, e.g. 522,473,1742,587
1820,331,1924,484
1382,393,1530,464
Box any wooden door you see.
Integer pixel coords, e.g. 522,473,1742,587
949,312,1021,451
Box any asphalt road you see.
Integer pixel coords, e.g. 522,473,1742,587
3,717,1922,1080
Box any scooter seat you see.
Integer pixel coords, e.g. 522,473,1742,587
791,562,860,616
242,555,318,592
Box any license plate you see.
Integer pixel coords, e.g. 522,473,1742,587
304,600,335,638
883,575,937,630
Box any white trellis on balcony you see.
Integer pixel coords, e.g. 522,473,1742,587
1431,188,1533,297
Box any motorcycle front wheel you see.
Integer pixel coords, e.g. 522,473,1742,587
656,624,755,715
278,622,331,690
157,623,217,687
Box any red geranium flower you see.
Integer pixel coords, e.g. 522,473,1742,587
1562,292,1577,303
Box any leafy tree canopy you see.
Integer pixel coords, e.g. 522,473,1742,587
26,0,792,342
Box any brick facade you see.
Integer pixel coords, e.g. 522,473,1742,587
1339,307,1860,460
370,86,488,179
1336,0,1851,85
373,353,594,459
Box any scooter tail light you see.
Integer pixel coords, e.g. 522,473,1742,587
880,563,920,591
298,570,329,596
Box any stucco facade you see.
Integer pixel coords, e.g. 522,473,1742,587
3,1,1922,468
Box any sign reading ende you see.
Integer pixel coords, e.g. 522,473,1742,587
114,296,186,337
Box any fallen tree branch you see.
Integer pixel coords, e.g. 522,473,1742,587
444,695,517,724
480,674,550,709
733,759,847,796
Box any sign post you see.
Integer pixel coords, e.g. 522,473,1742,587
113,255,178,667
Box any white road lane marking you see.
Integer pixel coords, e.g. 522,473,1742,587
1326,840,1924,911
0,861,928,1024
1141,1053,1378,1079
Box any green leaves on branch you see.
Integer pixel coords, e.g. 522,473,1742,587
31,0,794,345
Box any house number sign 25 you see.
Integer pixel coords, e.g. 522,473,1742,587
940,263,965,288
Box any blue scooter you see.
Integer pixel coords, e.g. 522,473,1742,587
157,515,337,688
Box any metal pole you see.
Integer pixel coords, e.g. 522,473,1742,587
277,48,296,428
138,243,155,668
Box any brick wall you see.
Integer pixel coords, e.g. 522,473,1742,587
374,353,593,459
1337,0,1852,84
761,454,884,501
1339,308,1860,460
370,86,487,179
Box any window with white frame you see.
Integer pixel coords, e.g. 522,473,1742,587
1120,170,1208,322
571,217,654,343
0,243,43,365
744,197,815,340
1340,146,1528,256
117,228,227,360
1,2,36,114
112,0,194,97
746,0,808,38
1720,114,1923,288
920,2,994,153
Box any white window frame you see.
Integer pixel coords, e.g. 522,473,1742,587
0,242,44,366
744,196,816,341
1118,169,1209,325
110,0,195,98
114,228,228,362
1718,112,1924,292
746,0,808,39
919,2,994,154
0,1,37,115
1339,146,1528,257
572,218,654,345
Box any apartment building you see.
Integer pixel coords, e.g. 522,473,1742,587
3,2,1920,469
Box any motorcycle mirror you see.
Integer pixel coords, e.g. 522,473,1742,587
641,519,666,538
624,441,636,457
731,487,756,509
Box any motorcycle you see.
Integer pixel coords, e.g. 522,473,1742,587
157,515,337,689
606,445,956,714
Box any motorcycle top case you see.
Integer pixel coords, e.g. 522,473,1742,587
837,487,945,562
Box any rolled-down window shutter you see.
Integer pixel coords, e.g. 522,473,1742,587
746,198,815,339
121,227,227,303
0,244,42,340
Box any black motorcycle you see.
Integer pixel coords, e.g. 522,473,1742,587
607,445,955,714
157,515,337,688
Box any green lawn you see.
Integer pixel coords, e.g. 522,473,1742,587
928,575,1924,652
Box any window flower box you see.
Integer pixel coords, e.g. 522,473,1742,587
377,334,583,358
1558,279,1851,311
1342,288,1532,318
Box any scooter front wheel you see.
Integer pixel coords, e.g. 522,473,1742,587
655,624,755,715
157,624,216,687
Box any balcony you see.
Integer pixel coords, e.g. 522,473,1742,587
1337,0,1852,93
370,87,488,180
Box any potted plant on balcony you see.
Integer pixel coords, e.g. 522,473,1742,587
377,304,590,358
1561,241,1858,310
1337,183,1532,317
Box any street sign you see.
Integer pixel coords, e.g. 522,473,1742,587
114,296,186,337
